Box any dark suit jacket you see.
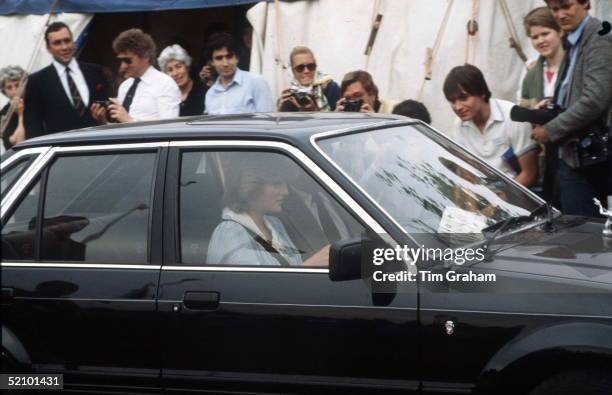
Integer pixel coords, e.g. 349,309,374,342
545,17,612,148
24,61,109,138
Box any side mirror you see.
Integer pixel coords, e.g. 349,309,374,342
329,237,364,282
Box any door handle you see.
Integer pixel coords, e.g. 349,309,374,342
2,287,14,305
183,291,219,311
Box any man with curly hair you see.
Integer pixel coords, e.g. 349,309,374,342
92,29,180,123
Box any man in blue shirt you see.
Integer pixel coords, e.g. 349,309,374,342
531,0,612,216
204,33,275,115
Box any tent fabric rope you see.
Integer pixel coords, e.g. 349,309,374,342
365,0,383,70
418,0,454,100
464,0,478,65
498,0,528,64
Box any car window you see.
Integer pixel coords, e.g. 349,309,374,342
1,176,42,261
317,125,542,239
1,152,157,264
37,152,157,263
179,150,366,267
1,155,35,200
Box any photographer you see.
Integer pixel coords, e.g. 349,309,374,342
278,46,340,112
531,0,612,216
334,70,396,113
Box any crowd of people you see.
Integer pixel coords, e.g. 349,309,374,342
1,0,610,217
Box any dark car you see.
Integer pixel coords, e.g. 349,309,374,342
1,113,611,394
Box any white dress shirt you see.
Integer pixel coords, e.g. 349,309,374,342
117,66,180,121
450,98,537,178
52,58,90,107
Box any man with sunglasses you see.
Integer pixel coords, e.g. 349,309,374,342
24,22,109,138
92,29,180,123
278,46,341,112
204,32,274,115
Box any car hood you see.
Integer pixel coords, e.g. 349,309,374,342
484,216,612,285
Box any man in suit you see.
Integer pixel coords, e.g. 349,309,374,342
24,22,108,138
531,0,612,216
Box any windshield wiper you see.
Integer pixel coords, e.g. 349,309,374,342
482,203,553,244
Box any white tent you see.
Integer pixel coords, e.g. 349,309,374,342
247,0,611,134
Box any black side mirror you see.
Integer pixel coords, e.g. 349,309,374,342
329,237,365,282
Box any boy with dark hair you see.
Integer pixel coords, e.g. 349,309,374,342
443,64,539,187
204,32,274,115
392,100,431,124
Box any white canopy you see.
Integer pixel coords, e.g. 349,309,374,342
247,0,611,134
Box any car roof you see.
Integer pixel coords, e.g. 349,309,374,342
15,112,415,149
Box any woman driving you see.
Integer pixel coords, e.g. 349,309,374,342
207,154,329,266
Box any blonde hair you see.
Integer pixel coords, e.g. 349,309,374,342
289,46,315,66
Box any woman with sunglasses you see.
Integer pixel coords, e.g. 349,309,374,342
278,46,340,112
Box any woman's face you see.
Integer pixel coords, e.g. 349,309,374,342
252,181,289,214
529,26,562,59
2,80,20,99
165,59,191,88
292,53,316,86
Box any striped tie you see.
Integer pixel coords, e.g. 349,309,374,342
66,67,85,115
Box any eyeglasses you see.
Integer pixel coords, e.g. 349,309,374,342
118,57,133,65
293,63,316,73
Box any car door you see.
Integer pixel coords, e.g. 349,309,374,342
159,141,419,394
1,143,166,391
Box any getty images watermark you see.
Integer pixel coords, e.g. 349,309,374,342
370,244,496,283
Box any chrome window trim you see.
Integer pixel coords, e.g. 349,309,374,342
170,140,385,234
1,146,54,218
54,142,169,153
162,265,328,273
1,262,161,270
0,146,49,170
1,142,168,221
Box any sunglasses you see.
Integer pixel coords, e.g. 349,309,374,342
118,57,133,65
293,63,316,73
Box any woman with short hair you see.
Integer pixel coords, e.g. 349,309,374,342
0,65,27,150
207,153,329,267
158,44,207,116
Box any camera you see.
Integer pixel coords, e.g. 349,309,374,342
343,99,363,112
510,102,563,124
94,100,111,108
290,87,313,106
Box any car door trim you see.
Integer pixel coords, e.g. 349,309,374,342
161,265,328,273
1,146,53,217
0,262,161,269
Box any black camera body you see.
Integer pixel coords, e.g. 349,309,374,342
510,104,610,168
510,103,563,125
290,88,313,106
343,99,363,112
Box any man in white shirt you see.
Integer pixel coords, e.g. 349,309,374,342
443,64,539,187
92,29,180,123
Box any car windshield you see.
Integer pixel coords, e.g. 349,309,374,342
316,124,543,239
